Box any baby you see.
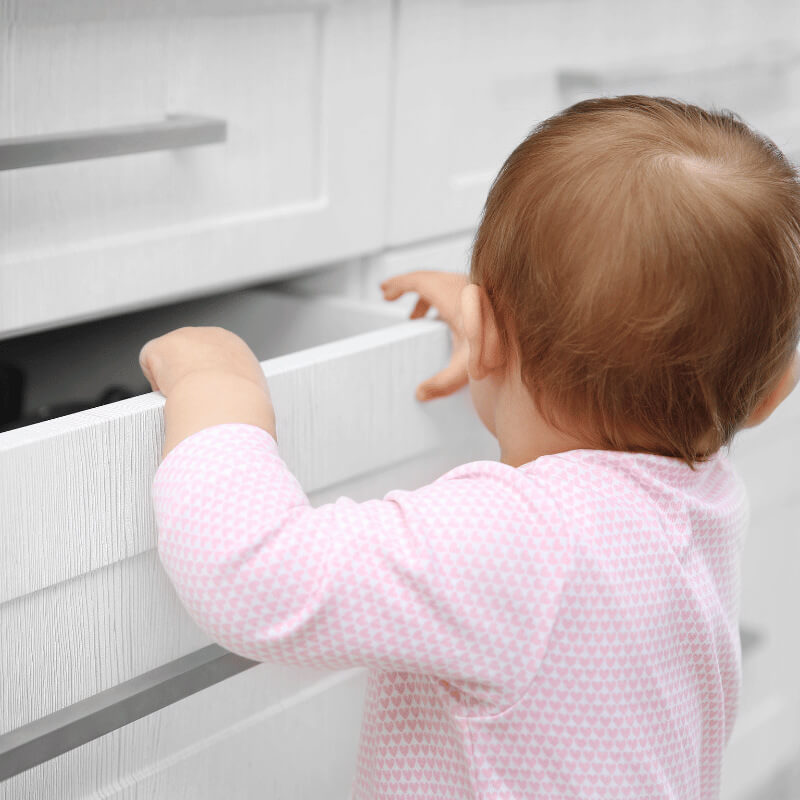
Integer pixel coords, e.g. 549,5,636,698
141,96,800,799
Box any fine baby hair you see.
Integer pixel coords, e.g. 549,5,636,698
471,95,800,467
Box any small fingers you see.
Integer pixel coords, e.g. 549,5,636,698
416,350,469,402
380,276,406,301
380,283,404,301
138,340,160,392
410,298,431,319
380,271,435,301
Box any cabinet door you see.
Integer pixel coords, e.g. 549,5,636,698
0,288,497,798
388,0,800,246
0,0,391,338
388,0,565,246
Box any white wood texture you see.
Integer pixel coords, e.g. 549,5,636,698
0,288,496,797
720,374,800,800
2,418,496,800
388,0,800,246
0,0,392,338
1,648,370,800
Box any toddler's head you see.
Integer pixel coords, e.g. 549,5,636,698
470,95,800,467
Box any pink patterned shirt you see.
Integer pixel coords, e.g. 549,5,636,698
153,423,747,799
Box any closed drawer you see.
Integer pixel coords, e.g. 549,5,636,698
388,0,800,246
0,287,496,797
0,0,391,338
5,662,371,799
389,0,570,245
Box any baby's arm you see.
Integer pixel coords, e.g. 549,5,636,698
139,326,275,458
142,274,568,709
153,422,572,712
138,273,468,460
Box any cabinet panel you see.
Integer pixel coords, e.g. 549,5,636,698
0,0,392,337
388,0,564,245
389,0,800,246
2,665,368,800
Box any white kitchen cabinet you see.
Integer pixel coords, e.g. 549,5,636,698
720,377,800,800
4,3,800,796
0,0,392,338
388,0,565,246
0,287,497,798
388,0,800,246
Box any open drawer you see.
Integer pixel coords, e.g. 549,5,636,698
0,287,497,797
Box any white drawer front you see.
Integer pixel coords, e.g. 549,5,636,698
3,413,498,800
0,0,391,337
0,289,496,795
2,665,369,800
388,0,800,246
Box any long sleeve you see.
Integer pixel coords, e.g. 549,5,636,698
152,423,572,712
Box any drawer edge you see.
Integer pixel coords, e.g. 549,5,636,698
0,317,458,604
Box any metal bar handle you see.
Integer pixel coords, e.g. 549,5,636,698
0,625,763,781
0,645,257,781
0,114,227,171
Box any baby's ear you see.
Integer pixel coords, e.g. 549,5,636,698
742,349,800,429
460,284,504,380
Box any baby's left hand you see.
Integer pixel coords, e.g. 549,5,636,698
139,326,268,397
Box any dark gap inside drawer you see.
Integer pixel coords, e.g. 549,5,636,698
0,286,395,432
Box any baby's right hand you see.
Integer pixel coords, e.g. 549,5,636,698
381,271,469,401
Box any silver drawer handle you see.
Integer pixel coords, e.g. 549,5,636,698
0,625,766,781
0,114,226,171
0,645,256,781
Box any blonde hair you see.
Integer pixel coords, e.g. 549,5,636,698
471,95,800,467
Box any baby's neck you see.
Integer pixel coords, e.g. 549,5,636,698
494,382,597,468
498,420,594,467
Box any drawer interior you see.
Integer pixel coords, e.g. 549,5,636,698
0,286,406,431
